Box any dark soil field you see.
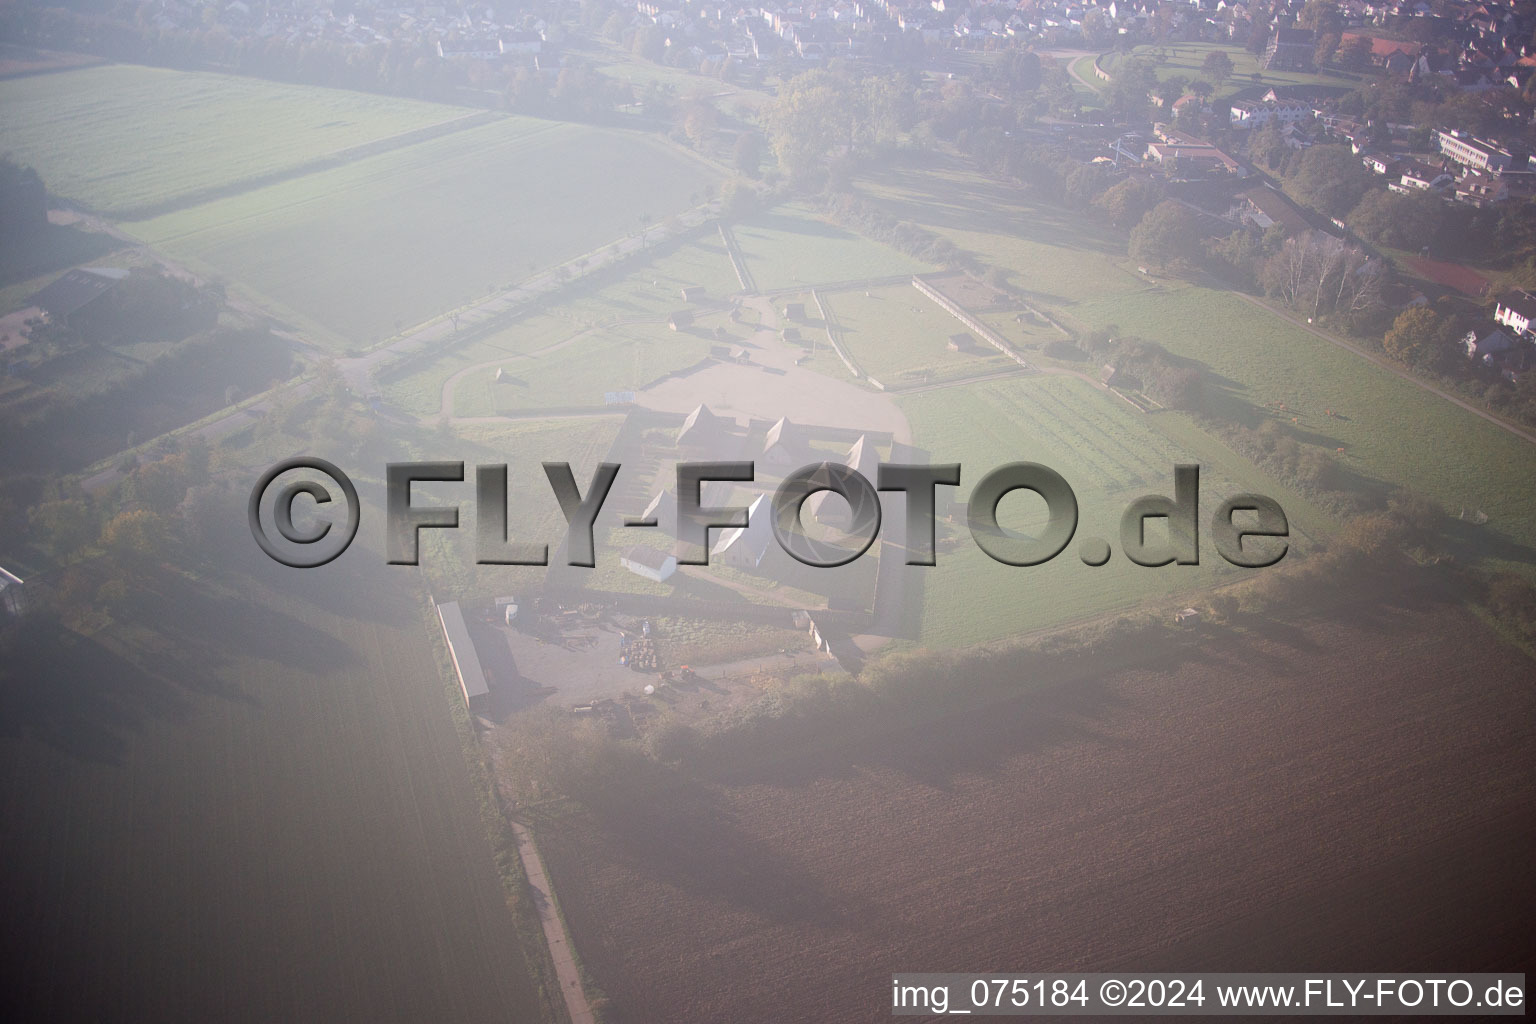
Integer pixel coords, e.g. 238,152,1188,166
537,596,1536,1023
0,543,553,1023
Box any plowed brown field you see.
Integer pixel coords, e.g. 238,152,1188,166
537,598,1536,1023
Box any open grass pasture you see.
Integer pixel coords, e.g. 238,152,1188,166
382,236,746,419
824,283,1015,386
1068,284,1536,555
732,204,932,292
865,157,1536,562
0,535,553,1022
1096,42,1358,100
0,64,464,216
446,316,726,417
125,119,720,347
901,375,1317,647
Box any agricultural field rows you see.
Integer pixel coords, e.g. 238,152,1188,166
902,375,1296,646
538,602,1536,1023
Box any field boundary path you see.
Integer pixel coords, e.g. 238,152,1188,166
717,222,756,293
511,820,595,1024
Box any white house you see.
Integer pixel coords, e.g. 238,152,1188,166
1494,291,1536,336
620,546,677,583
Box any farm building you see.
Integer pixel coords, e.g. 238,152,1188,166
947,332,975,352
28,267,127,333
667,310,694,331
677,403,730,450
782,326,803,344
807,434,878,528
761,417,808,469
435,601,490,712
620,546,677,583
680,285,705,303
782,302,806,321
711,495,773,570
642,488,678,536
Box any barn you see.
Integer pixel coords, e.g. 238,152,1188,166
678,403,730,450
761,416,807,470
435,601,490,712
711,495,773,571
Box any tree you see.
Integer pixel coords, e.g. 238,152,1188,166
1095,177,1163,228
1382,306,1443,367
1288,145,1371,219
762,69,854,183
1313,32,1341,69
1128,200,1202,271
1246,20,1270,56
1339,35,1374,71
1202,50,1233,85
31,499,94,558
733,131,763,177
1346,189,1444,252
101,508,171,566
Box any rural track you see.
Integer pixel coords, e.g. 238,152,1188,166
1232,292,1536,447
509,821,596,1024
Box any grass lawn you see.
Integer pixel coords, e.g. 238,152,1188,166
824,283,1015,386
1096,42,1360,100
382,236,747,418
124,119,721,348
901,375,1316,647
448,317,723,417
0,64,465,216
732,203,932,292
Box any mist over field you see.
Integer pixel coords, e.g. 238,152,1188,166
2,1,1535,1020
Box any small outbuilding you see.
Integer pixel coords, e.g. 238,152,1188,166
620,546,677,583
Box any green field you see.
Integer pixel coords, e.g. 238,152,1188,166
0,64,465,215
1066,284,1536,552
901,375,1314,647
864,157,1536,564
1095,42,1356,100
732,204,933,292
125,118,720,347
447,317,722,417
824,283,1015,386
